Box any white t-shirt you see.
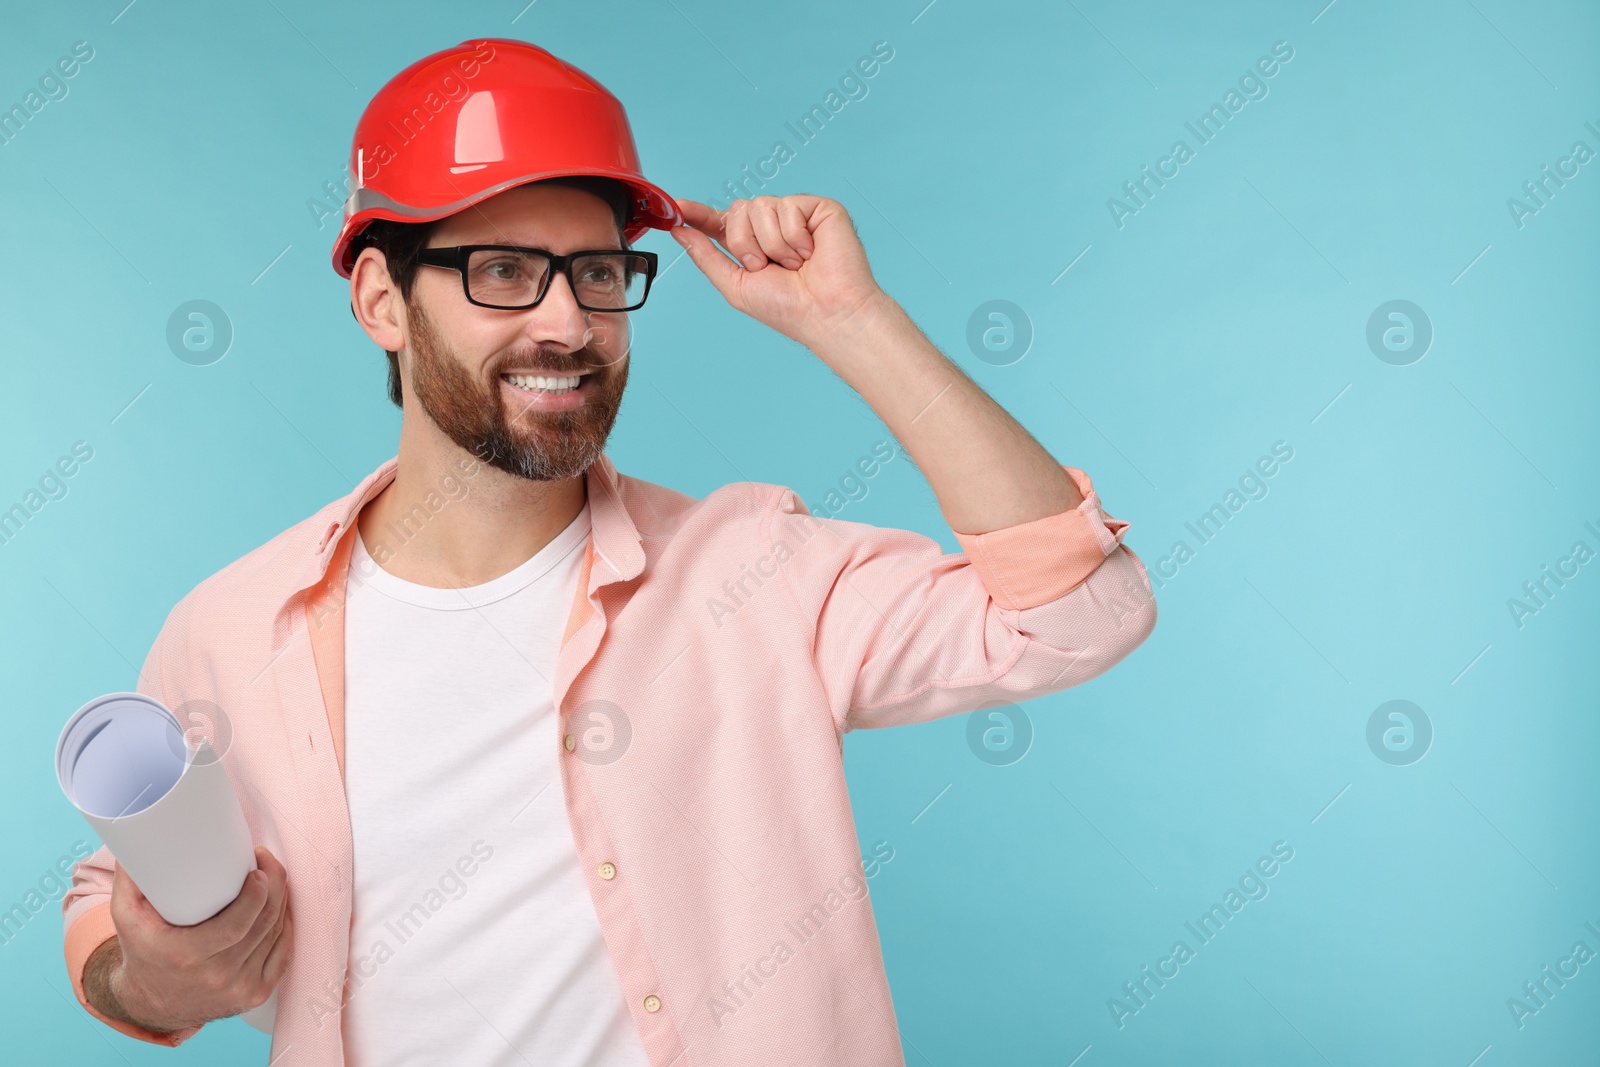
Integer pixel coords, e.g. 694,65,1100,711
339,503,648,1067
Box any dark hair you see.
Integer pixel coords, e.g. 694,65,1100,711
352,175,634,409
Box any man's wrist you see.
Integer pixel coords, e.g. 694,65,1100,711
86,938,181,1034
805,287,904,364
84,937,132,1023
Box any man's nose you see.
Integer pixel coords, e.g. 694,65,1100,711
527,270,596,352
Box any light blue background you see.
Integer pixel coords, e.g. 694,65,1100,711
2,1,1596,1063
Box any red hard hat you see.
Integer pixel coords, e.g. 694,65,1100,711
330,38,681,278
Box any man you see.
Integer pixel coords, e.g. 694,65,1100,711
62,37,1156,1067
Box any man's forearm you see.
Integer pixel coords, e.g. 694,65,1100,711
807,291,1084,535
82,936,179,1034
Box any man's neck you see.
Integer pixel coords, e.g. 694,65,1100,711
355,442,587,590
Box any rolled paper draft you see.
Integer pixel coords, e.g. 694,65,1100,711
56,691,277,1033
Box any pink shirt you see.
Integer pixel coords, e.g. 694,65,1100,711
63,451,1157,1066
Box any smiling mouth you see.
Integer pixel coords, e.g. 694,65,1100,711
500,371,592,395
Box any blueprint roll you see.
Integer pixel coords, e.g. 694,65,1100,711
55,691,277,1034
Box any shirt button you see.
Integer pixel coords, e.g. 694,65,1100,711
563,733,576,752
598,861,616,880
643,994,661,1013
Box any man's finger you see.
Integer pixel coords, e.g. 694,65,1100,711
670,224,745,302
675,198,725,242
777,199,814,259
259,906,294,987
112,860,160,926
186,864,270,958
239,886,289,979
748,201,800,269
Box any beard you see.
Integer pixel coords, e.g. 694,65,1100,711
405,298,629,482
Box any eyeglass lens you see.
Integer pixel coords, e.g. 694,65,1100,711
465,249,649,309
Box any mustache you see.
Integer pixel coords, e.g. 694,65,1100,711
495,355,605,376
494,345,623,377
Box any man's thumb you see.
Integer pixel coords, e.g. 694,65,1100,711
113,860,150,910
671,226,742,301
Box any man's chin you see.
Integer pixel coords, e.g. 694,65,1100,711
473,448,576,482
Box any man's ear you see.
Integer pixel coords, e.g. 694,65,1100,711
350,247,406,352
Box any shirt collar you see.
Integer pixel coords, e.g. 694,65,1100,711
283,450,646,608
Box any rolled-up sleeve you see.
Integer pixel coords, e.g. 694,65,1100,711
61,608,205,1047
770,463,1157,733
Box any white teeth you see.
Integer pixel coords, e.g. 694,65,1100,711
504,373,583,393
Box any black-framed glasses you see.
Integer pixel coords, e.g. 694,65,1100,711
418,245,657,312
